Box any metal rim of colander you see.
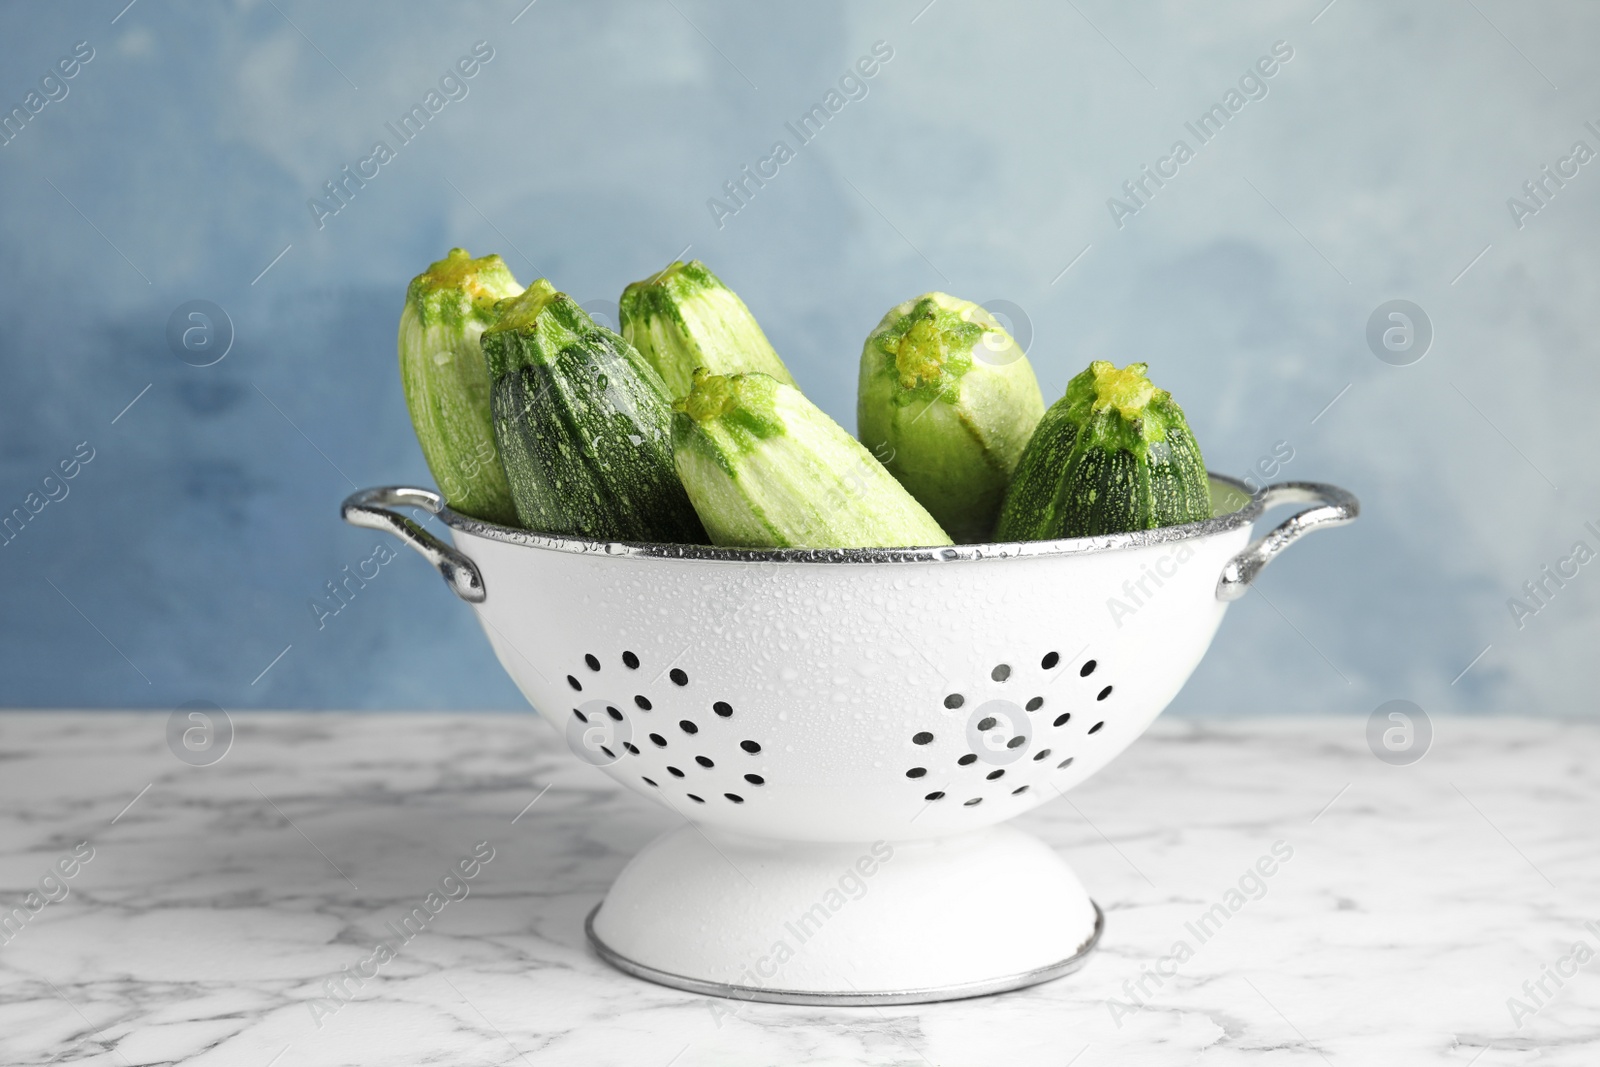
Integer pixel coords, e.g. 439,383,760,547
584,900,1104,1006
434,472,1261,564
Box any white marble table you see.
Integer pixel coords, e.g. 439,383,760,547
0,713,1593,1066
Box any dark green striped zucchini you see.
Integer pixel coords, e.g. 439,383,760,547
480,283,707,543
996,361,1209,540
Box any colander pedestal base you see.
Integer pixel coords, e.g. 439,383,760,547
586,823,1102,1005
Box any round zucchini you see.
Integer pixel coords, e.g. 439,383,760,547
996,361,1209,540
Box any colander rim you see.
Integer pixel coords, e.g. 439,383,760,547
435,471,1264,563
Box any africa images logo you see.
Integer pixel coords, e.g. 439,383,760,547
1106,41,1295,229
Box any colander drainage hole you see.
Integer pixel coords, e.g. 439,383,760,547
695,756,715,768
1081,659,1098,677
991,664,1011,682
679,720,698,734
607,706,623,721
906,767,927,779
584,653,601,671
670,668,689,686
964,797,983,807
986,769,1005,781
572,709,587,723
913,731,934,745
925,791,945,801
1058,756,1075,769
957,754,977,766
1033,748,1052,761
740,740,761,754
642,777,657,787
944,694,964,709
724,793,744,804
600,746,615,759
634,695,652,711
1089,721,1105,734
1026,696,1044,711
649,733,667,747
623,742,640,755
622,651,640,669
1097,685,1114,701
667,766,685,778
744,774,765,786
713,701,733,717
1053,712,1071,728
1012,785,1029,795
977,716,997,731
687,794,705,803
1006,736,1026,749
566,675,582,691
1041,651,1059,670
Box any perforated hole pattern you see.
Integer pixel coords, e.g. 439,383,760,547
566,650,764,811
905,650,1116,809
567,646,1116,817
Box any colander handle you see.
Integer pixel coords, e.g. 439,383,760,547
1215,481,1359,602
340,486,486,604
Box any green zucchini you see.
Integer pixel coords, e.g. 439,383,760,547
480,283,707,543
619,260,797,399
858,292,1045,543
672,370,952,549
996,361,1209,540
398,248,523,525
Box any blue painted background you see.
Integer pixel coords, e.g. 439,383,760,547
1,0,1594,713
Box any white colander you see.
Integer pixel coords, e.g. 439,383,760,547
343,475,1356,1005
